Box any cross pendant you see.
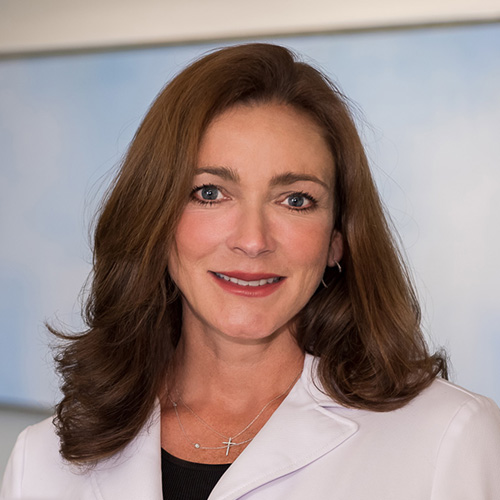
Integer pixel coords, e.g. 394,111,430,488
222,437,235,456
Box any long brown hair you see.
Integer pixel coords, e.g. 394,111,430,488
52,43,447,465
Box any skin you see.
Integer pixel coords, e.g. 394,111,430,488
161,102,343,464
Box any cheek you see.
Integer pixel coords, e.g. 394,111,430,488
170,209,231,266
277,217,333,268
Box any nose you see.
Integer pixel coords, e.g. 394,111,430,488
228,206,275,258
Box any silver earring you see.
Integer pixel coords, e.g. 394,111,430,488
322,260,342,288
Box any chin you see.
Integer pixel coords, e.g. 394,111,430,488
215,318,290,344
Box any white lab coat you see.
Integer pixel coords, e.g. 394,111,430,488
2,354,500,499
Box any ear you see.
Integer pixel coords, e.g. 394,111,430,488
327,230,343,267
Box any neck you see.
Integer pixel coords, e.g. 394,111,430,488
169,326,305,411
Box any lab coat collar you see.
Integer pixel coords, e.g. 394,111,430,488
84,354,357,500
209,354,358,499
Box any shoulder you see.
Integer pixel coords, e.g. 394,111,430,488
415,377,500,443
327,376,500,443
13,415,59,453
413,380,500,497
305,353,500,425
414,376,498,407
407,377,500,430
0,417,88,499
348,377,499,440
304,354,500,459
302,357,500,497
11,416,61,464
1,406,163,500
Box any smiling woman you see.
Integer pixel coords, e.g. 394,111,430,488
168,103,340,343
1,43,499,500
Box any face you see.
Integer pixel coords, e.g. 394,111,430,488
168,102,342,344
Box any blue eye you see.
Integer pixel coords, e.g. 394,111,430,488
190,184,225,205
282,192,316,210
287,195,306,207
200,186,219,200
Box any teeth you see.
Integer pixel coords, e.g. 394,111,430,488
215,273,281,286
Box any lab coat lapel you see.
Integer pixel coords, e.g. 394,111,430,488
77,356,355,500
86,404,163,500
209,355,358,500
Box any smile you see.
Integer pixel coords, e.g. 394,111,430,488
214,272,282,287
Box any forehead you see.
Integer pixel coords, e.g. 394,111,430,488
197,103,334,185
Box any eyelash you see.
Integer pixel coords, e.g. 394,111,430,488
189,184,318,212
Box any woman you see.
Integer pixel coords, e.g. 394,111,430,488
2,43,500,500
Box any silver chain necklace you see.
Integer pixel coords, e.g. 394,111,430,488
170,370,302,456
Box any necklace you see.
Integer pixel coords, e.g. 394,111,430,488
170,370,302,456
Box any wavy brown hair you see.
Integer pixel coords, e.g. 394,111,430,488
51,43,447,465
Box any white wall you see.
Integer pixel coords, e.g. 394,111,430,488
1,0,499,55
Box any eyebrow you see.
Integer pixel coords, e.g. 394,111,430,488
270,172,329,190
196,166,240,182
195,166,329,190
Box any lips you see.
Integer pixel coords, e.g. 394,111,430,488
210,271,285,296
214,272,282,287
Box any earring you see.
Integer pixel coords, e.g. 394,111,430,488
322,260,342,288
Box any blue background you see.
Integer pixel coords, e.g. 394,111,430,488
1,23,499,407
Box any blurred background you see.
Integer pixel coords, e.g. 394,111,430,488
1,0,499,478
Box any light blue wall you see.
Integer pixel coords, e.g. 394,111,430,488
1,23,499,407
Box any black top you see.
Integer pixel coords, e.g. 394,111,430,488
161,448,231,500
